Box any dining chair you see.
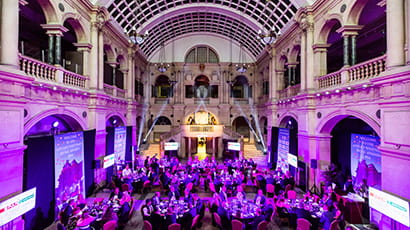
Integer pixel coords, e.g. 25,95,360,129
213,212,223,229
142,180,151,194
330,220,341,230
103,220,117,230
191,214,200,230
296,218,311,230
287,190,297,199
231,219,243,230
168,223,181,230
266,184,275,197
143,220,152,230
257,220,268,230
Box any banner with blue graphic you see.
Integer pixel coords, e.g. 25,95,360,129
54,132,85,208
277,128,290,172
114,126,127,163
351,133,381,188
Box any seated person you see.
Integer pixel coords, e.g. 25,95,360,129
109,187,123,202
117,194,131,225
247,208,265,230
100,206,118,228
254,189,267,206
164,207,177,229
151,192,161,206
168,185,180,201
76,211,96,230
141,199,154,221
262,198,274,221
219,185,228,202
275,198,289,218
183,188,193,203
319,204,335,230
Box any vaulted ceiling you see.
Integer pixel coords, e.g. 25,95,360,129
104,0,302,59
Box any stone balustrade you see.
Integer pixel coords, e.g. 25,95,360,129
278,84,301,99
317,70,342,89
19,54,56,82
317,55,386,90
103,83,114,95
348,55,386,82
19,54,88,89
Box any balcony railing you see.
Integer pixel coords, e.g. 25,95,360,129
278,84,301,99
317,55,386,89
19,54,56,82
348,55,386,82
117,88,126,98
19,54,88,89
317,70,342,89
62,69,88,88
103,84,114,95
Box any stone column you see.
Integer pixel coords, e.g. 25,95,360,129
305,23,315,91
287,64,297,86
212,137,216,159
351,35,357,66
126,48,135,99
41,25,68,66
74,43,92,78
188,137,192,159
98,29,105,90
300,30,307,92
386,0,405,68
55,34,62,66
276,70,285,90
269,51,278,101
47,35,55,64
0,0,19,68
89,21,100,90
343,35,350,67
313,44,330,77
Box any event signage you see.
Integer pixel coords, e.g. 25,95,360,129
350,133,381,188
0,188,36,226
164,142,179,151
287,153,298,168
103,154,115,169
227,142,241,151
277,128,290,171
114,127,127,162
54,132,85,209
369,187,410,227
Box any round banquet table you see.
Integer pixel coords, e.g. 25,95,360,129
223,198,259,221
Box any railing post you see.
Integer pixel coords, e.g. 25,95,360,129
340,67,350,84
55,66,64,84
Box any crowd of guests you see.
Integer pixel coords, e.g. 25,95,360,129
56,155,365,230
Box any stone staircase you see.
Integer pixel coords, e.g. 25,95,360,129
140,143,160,159
243,143,268,167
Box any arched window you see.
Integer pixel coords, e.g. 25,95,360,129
185,46,219,63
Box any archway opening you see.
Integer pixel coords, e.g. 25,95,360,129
326,19,343,73
329,116,380,194
19,0,48,61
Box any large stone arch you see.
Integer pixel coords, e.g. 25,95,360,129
316,14,344,43
24,108,86,135
346,0,371,25
106,112,126,126
36,0,59,23
278,112,298,127
316,109,381,136
288,44,301,63
61,12,88,43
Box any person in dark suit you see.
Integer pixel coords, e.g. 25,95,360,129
248,208,265,230
152,192,161,206
254,189,267,206
168,185,180,200
320,204,335,230
141,199,154,221
60,199,76,226
164,208,177,229
219,186,228,202
183,188,193,203
109,187,123,201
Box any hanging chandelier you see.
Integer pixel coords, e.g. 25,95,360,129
257,29,278,45
128,30,149,45
236,44,249,73
155,43,169,73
